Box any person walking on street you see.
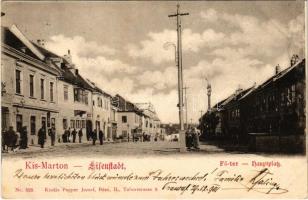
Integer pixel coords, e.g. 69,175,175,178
67,127,71,143
99,129,104,145
50,127,56,146
78,129,83,143
62,130,67,143
72,128,77,143
185,128,193,150
19,126,28,149
92,129,97,145
192,127,200,150
38,126,46,148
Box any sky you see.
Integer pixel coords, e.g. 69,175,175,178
1,1,305,124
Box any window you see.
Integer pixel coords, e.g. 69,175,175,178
82,120,86,128
50,82,54,102
16,114,22,132
84,92,88,105
40,78,45,99
122,130,127,137
15,70,21,94
64,85,68,101
51,118,55,128
63,119,68,130
93,100,95,106
122,116,127,123
70,120,75,128
30,116,36,135
76,120,80,129
97,97,101,107
29,75,34,97
74,88,79,101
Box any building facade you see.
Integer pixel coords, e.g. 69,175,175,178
1,25,61,145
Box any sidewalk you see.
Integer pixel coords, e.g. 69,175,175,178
2,140,114,155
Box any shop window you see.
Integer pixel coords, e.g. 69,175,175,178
70,120,75,129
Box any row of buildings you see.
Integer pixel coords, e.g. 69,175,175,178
199,56,306,153
1,25,162,145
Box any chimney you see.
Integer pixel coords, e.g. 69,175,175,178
290,54,299,66
64,49,72,64
37,39,45,47
275,64,280,75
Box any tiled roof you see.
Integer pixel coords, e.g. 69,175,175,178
2,26,42,60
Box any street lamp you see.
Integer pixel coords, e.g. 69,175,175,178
163,42,177,63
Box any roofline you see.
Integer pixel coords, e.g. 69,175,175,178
1,43,61,76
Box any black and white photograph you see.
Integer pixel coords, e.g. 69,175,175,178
1,1,307,199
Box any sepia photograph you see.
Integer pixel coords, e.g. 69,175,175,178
1,1,307,199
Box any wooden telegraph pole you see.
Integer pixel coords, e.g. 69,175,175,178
169,4,189,152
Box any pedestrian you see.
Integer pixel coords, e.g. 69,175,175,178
99,129,104,145
192,127,200,150
5,126,17,151
38,126,46,148
67,127,71,142
185,128,193,150
72,128,77,143
2,128,8,152
19,126,28,149
142,132,145,142
50,127,56,146
92,129,97,145
62,130,67,143
78,128,83,143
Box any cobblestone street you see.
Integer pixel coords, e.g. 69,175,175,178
2,141,223,159
2,140,292,160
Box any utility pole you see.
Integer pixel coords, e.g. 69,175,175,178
183,85,189,129
169,4,189,152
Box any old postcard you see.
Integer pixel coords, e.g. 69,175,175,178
1,1,307,199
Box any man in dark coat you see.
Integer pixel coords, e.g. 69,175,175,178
185,128,193,150
67,128,71,142
99,129,104,145
72,128,77,143
92,129,97,145
62,130,67,143
64,128,70,143
38,126,46,148
78,129,83,143
19,126,28,149
50,127,56,146
4,126,17,151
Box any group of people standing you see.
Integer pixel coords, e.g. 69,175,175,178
62,128,83,143
2,125,56,151
61,128,104,146
90,129,104,145
185,127,200,150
